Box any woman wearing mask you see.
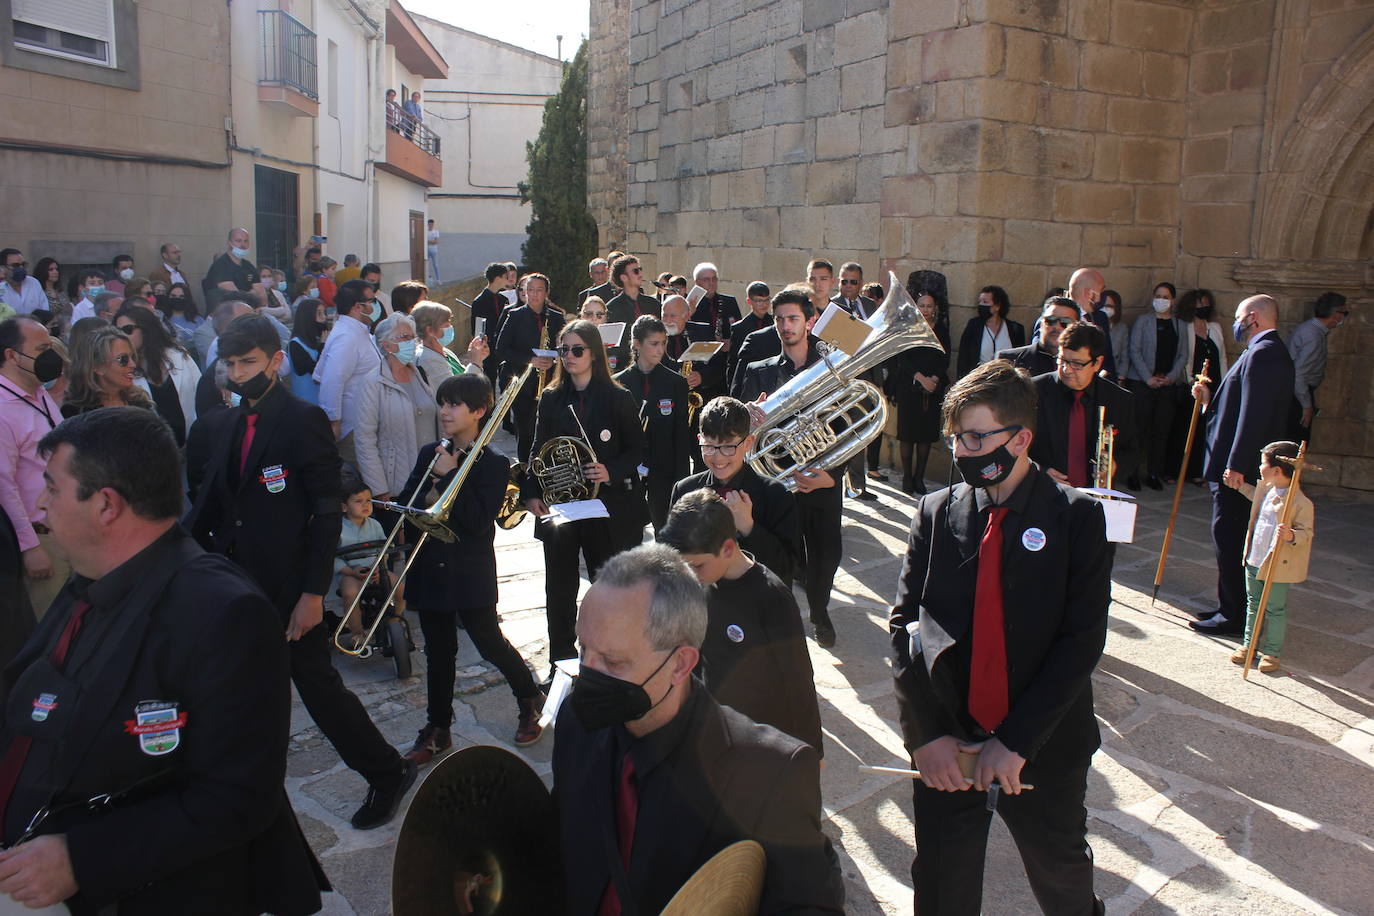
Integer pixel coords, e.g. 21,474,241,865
162,282,203,343
258,265,293,323
1101,289,1129,372
59,326,154,417
124,277,154,305
891,278,952,495
354,313,438,511
1176,289,1226,483
113,303,202,445
413,300,487,379
957,284,1025,377
1125,282,1190,490
288,298,327,405
34,258,71,333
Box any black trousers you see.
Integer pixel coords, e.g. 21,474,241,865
798,494,842,627
1131,381,1186,476
417,604,538,728
541,517,618,663
513,392,537,464
647,476,674,534
1211,481,1250,621
290,624,401,786
911,762,1097,916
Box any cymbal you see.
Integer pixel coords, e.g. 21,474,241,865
392,745,561,916
660,839,766,916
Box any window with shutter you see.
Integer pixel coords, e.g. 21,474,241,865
12,0,115,66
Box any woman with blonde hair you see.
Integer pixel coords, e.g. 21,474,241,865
59,325,153,418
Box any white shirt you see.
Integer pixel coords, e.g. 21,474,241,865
979,321,1013,364
0,277,48,316
162,263,186,285
312,313,381,437
1247,485,1287,568
71,297,99,322
426,229,440,248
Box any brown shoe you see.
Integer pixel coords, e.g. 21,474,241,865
1258,655,1281,674
403,724,452,766
514,696,544,747
1229,648,1248,666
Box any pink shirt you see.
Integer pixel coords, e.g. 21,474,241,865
0,378,61,552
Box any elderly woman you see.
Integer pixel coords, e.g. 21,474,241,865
114,303,201,445
59,326,153,418
412,300,488,379
354,313,438,504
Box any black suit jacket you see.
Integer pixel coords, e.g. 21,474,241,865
957,317,1027,377
690,293,741,338
672,466,801,587
997,343,1057,378
729,326,781,398
1202,329,1295,483
614,363,692,486
400,442,508,611
1030,372,1138,486
553,686,844,915
728,313,773,386
665,321,726,399
495,305,566,413
577,281,616,307
605,292,661,372
890,469,1109,768
0,529,325,915
829,294,878,321
184,381,343,615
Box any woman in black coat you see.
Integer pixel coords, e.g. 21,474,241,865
892,275,953,494
956,284,1026,377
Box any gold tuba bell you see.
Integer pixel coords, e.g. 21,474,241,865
746,272,944,492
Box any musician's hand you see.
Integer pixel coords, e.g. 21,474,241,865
464,336,489,366
286,593,325,641
524,498,550,517
531,356,556,371
964,737,1026,794
1300,406,1314,428
746,395,767,429
432,445,460,476
1047,468,1069,484
1191,380,1211,405
686,370,702,388
723,489,754,535
912,736,967,792
1222,469,1244,490
0,834,77,908
21,546,53,580
583,462,610,484
792,467,834,493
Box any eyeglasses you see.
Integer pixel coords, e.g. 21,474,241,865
698,439,745,456
110,353,135,367
1042,316,1074,328
557,344,588,358
945,425,1022,452
116,324,139,335
1057,355,1096,371
628,268,643,275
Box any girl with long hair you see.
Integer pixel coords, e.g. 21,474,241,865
113,303,202,444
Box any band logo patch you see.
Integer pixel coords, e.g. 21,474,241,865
726,624,745,643
658,398,674,416
1022,528,1047,552
124,701,187,756
260,465,287,494
31,693,57,722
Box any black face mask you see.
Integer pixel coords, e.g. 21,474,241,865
20,348,63,385
1195,306,1213,320
977,304,993,321
227,370,273,402
955,443,1018,488
570,649,678,732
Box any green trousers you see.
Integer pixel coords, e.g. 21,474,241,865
1244,564,1291,657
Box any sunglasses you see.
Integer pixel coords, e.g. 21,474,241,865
110,353,135,367
1042,316,1074,328
582,310,607,319
557,344,589,358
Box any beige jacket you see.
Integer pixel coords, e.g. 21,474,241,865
1239,479,1314,583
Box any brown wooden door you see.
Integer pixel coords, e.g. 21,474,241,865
409,210,425,281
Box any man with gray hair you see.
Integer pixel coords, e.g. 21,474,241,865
553,542,844,914
578,257,613,307
689,261,740,340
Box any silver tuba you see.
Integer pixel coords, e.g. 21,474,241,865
746,272,944,491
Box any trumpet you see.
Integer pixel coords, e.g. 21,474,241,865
1093,405,1117,490
332,365,533,655
682,359,703,425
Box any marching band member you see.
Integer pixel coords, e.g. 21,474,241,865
520,319,647,670
614,315,692,533
494,272,562,462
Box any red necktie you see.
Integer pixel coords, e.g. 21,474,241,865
0,600,93,841
1067,391,1088,487
597,752,638,916
238,414,258,478
968,509,1010,733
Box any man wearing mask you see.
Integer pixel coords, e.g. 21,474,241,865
0,317,66,617
312,280,383,463
1288,290,1349,444
205,229,266,307
106,254,134,295
0,250,47,317
148,243,187,290
359,263,391,314
891,359,1110,916
1066,267,1116,378
1190,295,1296,636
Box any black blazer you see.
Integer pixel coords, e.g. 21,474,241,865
553,686,844,915
604,292,662,372
829,294,878,320
1030,371,1139,486
997,343,1057,378
184,381,343,615
495,305,566,412
672,466,800,587
729,326,781,398
0,506,34,670
957,316,1027,378
728,313,772,386
664,321,726,398
890,469,1110,768
522,378,649,531
614,363,693,486
400,441,508,611
1201,329,1295,483
577,281,616,307
0,529,326,915
690,292,740,338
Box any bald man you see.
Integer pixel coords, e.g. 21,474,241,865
1066,267,1117,378
1189,294,1295,635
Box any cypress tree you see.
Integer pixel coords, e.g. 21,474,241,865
520,42,598,309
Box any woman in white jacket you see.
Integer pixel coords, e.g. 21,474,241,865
115,302,201,446
354,313,438,505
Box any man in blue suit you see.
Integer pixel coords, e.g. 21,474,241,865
1190,295,1295,635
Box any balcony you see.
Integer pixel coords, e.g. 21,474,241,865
258,10,318,117
379,100,443,187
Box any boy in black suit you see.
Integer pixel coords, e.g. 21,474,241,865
891,361,1110,915
186,314,416,830
615,315,692,533
658,489,822,753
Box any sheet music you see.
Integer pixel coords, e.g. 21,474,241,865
546,499,610,524
598,321,626,347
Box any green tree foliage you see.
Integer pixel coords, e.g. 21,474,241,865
520,42,598,310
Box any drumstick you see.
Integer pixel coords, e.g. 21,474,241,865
859,765,1034,790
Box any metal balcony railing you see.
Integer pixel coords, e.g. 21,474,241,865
387,100,442,158
259,10,318,101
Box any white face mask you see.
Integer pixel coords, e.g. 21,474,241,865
1103,306,1117,319
119,268,134,281
231,246,250,259
1151,298,1171,314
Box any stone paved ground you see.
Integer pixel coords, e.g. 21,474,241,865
290,437,1374,915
